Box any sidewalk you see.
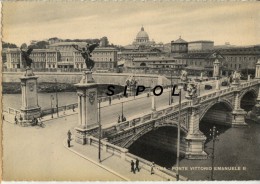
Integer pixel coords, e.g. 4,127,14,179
64,139,174,181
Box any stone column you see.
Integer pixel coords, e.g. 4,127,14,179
216,80,220,90
213,59,220,79
255,59,260,79
231,90,247,127
185,107,207,159
74,70,99,145
20,69,41,124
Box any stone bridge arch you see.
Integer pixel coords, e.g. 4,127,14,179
200,100,233,121
200,100,234,126
124,120,188,149
239,88,258,112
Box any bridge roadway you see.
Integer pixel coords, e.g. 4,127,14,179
99,79,222,127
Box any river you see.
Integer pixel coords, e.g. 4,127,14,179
2,92,78,111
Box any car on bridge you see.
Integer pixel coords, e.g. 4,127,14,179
204,84,213,90
221,81,229,86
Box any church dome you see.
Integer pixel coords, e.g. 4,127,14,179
136,26,149,40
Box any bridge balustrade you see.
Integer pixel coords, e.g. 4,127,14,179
8,107,21,115
89,136,128,159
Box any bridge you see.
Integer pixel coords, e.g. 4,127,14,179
88,79,260,159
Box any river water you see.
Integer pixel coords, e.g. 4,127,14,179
2,92,260,180
2,92,78,111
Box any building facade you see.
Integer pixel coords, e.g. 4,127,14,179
216,46,260,74
124,56,186,75
188,41,214,51
4,48,58,69
3,42,118,71
171,36,188,54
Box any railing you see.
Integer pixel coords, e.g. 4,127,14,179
102,100,192,137
8,107,21,115
126,152,187,181
41,103,78,116
88,136,187,181
89,136,128,158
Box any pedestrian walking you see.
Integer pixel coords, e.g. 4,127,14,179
118,115,121,123
67,130,72,147
135,158,140,172
131,160,135,174
150,162,155,175
3,115,5,121
72,105,75,112
14,116,18,124
19,115,23,122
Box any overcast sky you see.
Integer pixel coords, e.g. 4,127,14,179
2,2,260,46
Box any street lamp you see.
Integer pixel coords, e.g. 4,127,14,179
176,81,184,181
209,126,219,181
121,102,124,121
50,95,54,118
55,78,59,117
98,98,102,163
169,69,173,105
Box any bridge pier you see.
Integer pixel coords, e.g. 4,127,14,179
231,91,247,127
74,71,99,145
20,69,41,124
185,108,207,159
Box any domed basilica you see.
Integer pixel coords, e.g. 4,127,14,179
132,26,155,46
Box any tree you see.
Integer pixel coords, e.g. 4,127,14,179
29,41,49,49
2,42,18,48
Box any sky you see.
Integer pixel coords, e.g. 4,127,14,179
2,1,260,47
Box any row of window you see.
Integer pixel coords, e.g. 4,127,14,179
226,56,257,62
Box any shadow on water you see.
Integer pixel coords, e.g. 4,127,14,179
129,142,185,169
199,121,231,144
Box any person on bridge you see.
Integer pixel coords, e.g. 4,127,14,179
131,160,135,174
118,115,121,123
150,162,155,175
67,130,72,147
135,158,140,172
14,116,18,124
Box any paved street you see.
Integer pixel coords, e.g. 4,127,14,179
2,116,122,181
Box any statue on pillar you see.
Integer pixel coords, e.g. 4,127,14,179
20,47,34,69
72,43,99,70
180,70,188,82
126,75,138,96
185,83,198,99
231,71,241,85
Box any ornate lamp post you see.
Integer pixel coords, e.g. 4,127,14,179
98,98,102,162
209,126,219,181
176,70,188,181
50,95,54,118
55,78,59,117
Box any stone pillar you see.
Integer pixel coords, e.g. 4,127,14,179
255,59,260,79
20,69,41,124
216,80,220,90
151,95,156,111
231,90,247,127
185,107,207,159
74,70,99,145
247,74,251,81
213,59,220,79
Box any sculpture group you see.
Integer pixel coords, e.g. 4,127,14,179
72,43,99,70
